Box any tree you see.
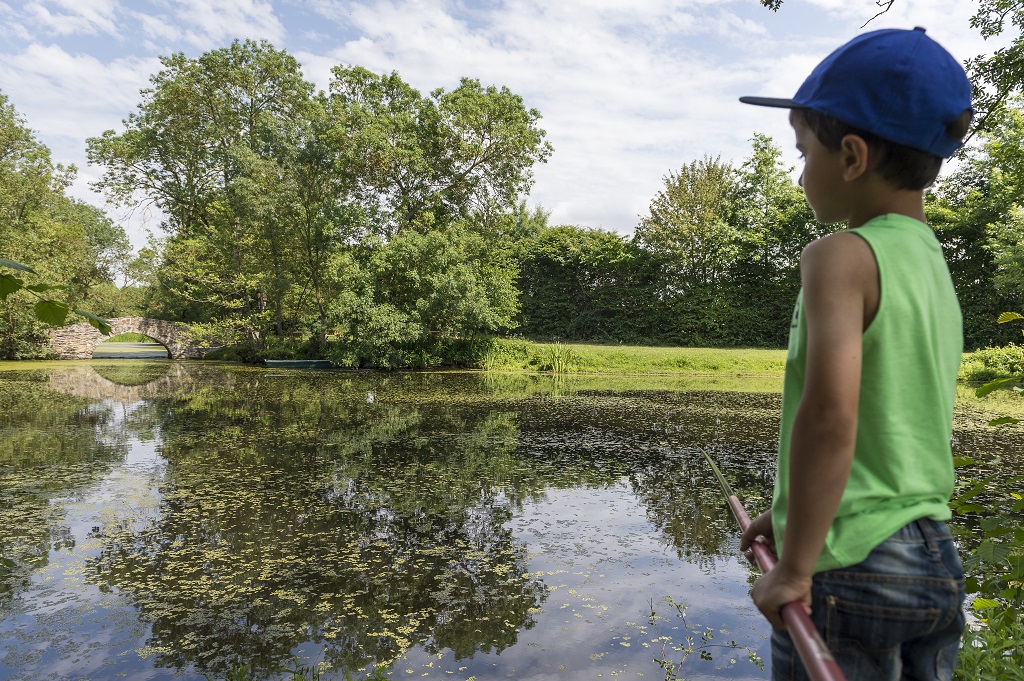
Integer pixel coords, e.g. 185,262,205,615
517,225,655,342
634,157,739,344
327,67,553,237
0,92,122,356
88,40,318,350
927,98,1024,348
635,157,738,293
90,47,552,366
728,135,821,345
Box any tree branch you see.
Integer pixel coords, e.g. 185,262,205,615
862,0,897,28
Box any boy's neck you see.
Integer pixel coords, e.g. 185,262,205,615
846,181,926,229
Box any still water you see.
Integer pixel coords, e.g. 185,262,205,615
0,362,1014,680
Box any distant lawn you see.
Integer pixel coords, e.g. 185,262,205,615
484,340,788,376
105,332,159,343
559,343,787,375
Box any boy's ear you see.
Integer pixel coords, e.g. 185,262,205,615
839,133,870,181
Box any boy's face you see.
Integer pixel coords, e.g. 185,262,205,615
789,110,850,226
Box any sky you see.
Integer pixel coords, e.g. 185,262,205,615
0,0,1011,251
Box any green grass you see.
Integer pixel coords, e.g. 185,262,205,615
105,332,160,343
481,340,788,376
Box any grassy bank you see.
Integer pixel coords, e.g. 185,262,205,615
482,339,788,375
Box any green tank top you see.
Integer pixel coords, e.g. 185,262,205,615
772,213,963,572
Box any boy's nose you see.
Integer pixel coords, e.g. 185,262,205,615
798,171,804,187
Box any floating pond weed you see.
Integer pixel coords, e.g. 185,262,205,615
647,596,763,680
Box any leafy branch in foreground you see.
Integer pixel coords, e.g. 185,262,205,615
0,259,112,335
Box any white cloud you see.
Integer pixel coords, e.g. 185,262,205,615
24,0,121,36
169,0,286,49
0,44,156,139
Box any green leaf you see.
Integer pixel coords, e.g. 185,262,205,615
976,540,1011,564
0,259,37,274
953,456,977,467
981,517,1014,535
954,503,986,514
0,273,23,299
997,312,1023,324
34,300,70,326
972,597,1001,610
25,283,65,293
73,309,113,336
989,417,1021,426
977,376,1022,397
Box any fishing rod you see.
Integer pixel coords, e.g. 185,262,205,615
702,449,846,681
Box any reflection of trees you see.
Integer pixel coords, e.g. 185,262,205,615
511,389,781,565
92,361,174,386
0,371,127,605
89,376,549,678
47,363,233,403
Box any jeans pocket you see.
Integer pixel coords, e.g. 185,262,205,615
823,591,943,649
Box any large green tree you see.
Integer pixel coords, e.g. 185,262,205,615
634,156,739,344
88,39,318,348
326,67,553,238
89,46,550,366
728,134,821,345
0,92,127,357
927,99,1024,348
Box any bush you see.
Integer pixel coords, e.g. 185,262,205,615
479,337,534,370
960,343,1024,382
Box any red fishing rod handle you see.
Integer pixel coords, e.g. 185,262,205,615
729,496,847,681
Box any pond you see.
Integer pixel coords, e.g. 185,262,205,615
0,362,1018,681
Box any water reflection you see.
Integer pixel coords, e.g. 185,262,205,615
12,365,1015,679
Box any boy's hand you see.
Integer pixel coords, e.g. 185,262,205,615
739,509,776,564
750,562,812,630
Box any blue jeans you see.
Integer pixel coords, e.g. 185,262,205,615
771,518,965,681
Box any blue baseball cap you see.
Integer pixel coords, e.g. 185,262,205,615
740,27,972,158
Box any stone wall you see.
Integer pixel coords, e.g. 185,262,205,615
47,317,208,359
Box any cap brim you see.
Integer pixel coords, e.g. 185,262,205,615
739,96,806,108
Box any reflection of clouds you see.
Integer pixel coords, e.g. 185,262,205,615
462,483,767,680
0,431,166,679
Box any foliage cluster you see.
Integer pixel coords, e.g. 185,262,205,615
84,40,549,368
517,140,826,348
961,343,1024,382
518,109,1024,350
0,94,127,358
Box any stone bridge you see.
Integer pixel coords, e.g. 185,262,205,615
48,317,209,359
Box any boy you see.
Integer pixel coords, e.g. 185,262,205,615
738,28,972,680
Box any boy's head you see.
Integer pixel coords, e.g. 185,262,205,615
741,27,973,191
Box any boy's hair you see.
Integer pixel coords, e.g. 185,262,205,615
793,108,974,190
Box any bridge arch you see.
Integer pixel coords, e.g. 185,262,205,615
48,317,209,360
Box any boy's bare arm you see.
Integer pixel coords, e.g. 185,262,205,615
750,232,878,629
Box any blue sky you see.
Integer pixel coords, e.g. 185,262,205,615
0,0,1008,250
